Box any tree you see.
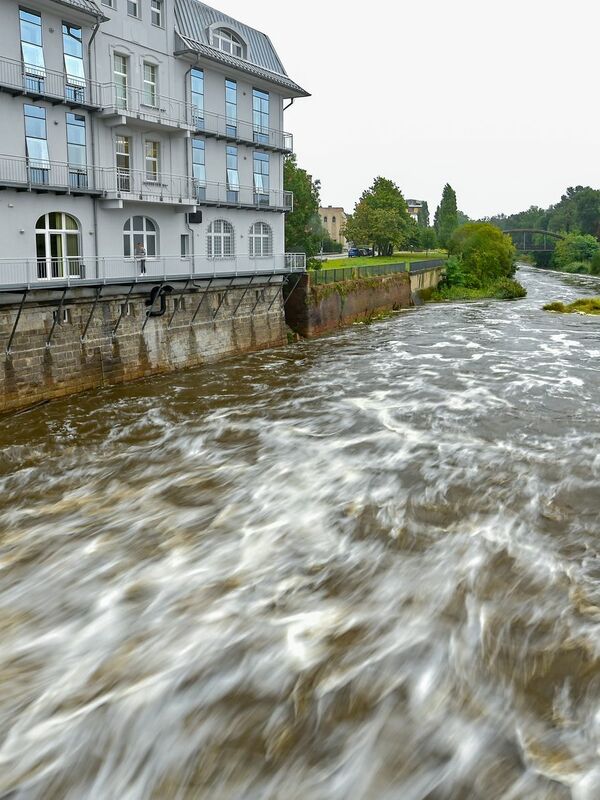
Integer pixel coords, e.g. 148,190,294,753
344,177,412,256
449,223,516,288
419,227,438,254
418,201,430,228
434,184,459,248
553,233,600,269
283,154,322,258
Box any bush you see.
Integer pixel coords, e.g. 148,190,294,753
590,251,600,275
493,278,527,299
444,255,466,286
449,223,516,288
544,298,600,315
553,233,599,269
559,261,591,274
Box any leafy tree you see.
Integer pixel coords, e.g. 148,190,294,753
553,233,600,269
344,177,412,256
591,251,600,275
457,210,470,226
283,154,322,258
434,184,459,248
418,201,430,228
419,227,438,254
448,223,516,288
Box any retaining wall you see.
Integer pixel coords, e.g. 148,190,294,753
1,279,285,415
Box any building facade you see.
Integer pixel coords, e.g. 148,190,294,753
318,206,347,248
406,200,423,223
0,0,308,288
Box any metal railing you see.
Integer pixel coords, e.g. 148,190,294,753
0,153,104,192
0,155,293,210
0,55,101,106
0,254,306,289
310,259,446,285
194,111,293,151
100,84,192,129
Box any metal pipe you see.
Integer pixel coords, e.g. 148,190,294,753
81,286,102,342
6,288,28,355
112,283,136,338
232,276,254,316
190,278,212,326
46,287,69,348
213,278,235,320
168,279,190,328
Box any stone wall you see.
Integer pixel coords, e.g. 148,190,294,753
0,279,285,415
284,272,412,338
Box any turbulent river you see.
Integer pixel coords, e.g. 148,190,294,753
2,266,600,800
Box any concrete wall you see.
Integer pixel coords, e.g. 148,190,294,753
285,272,412,338
0,278,286,415
410,266,445,294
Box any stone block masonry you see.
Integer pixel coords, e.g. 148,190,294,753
0,280,286,415
284,272,413,338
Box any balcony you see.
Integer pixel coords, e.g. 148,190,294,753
99,85,193,133
194,111,293,153
0,154,104,195
195,181,293,212
0,254,307,291
101,168,196,208
0,55,101,109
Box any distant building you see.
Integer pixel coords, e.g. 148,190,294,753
319,206,347,247
406,200,424,223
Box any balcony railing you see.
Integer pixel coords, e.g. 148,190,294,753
104,167,196,205
194,111,293,152
99,84,192,130
194,181,293,210
0,254,307,289
0,154,104,193
0,55,101,107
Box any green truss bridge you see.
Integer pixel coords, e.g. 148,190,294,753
504,229,565,253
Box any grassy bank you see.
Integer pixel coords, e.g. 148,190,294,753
429,278,527,302
544,298,600,315
320,251,446,270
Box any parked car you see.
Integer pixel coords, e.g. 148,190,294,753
348,247,360,258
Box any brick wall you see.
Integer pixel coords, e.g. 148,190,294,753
0,280,286,415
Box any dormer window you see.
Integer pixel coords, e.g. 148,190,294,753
212,28,245,58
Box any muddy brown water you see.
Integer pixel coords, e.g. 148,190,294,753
1,267,600,799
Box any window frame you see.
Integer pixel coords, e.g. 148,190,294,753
144,140,160,183
127,0,140,19
35,212,81,280
142,61,158,108
150,0,163,27
192,138,206,200
248,221,273,258
253,151,270,205
123,216,159,259
225,79,237,137
212,28,244,58
190,68,204,129
113,53,128,110
66,112,87,188
62,22,85,102
19,8,46,92
207,219,234,259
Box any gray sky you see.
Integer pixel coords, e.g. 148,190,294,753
218,0,599,220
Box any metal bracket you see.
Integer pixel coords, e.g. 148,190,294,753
213,277,235,320
232,276,255,316
141,282,165,333
81,286,102,343
5,288,28,356
112,282,136,338
167,279,190,329
46,287,68,348
282,275,301,308
190,279,213,327
254,276,274,314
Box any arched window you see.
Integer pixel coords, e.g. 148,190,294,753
123,216,158,258
249,221,272,258
212,28,245,58
207,219,234,258
35,212,81,279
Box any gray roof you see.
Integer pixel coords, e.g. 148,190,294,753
52,0,108,19
174,0,309,97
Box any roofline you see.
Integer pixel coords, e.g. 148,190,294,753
49,0,109,23
174,36,310,99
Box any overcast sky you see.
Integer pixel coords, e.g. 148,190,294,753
217,0,599,220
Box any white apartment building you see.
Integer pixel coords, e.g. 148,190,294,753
0,0,308,288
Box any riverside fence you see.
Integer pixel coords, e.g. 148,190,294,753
310,259,446,285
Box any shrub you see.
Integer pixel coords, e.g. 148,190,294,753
590,251,600,275
449,223,516,288
444,255,466,287
493,278,527,299
560,261,591,274
553,233,600,269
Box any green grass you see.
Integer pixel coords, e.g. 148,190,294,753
320,251,446,270
429,278,527,302
543,297,600,315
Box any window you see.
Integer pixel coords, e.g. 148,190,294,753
252,89,269,145
101,0,114,6
192,138,206,200
123,217,158,258
114,54,128,110
66,113,87,188
212,28,244,58
226,145,239,203
115,134,131,191
127,0,139,18
143,62,157,107
145,140,160,182
151,0,163,27
24,105,49,184
19,9,46,93
121,302,133,317
36,212,81,280
249,222,272,258
190,68,204,128
323,216,327,223
207,220,234,259
225,79,236,137
332,216,337,223
253,152,270,205
180,234,189,257
62,23,85,102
